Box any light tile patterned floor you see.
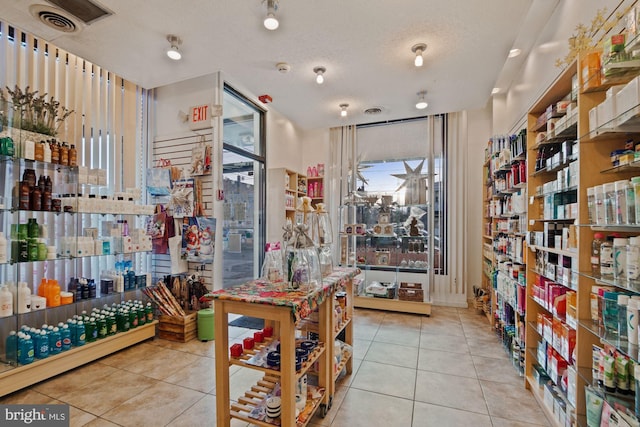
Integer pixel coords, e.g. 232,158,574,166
0,307,549,426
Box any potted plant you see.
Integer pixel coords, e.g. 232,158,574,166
0,85,74,137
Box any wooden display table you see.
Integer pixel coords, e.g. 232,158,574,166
210,267,357,427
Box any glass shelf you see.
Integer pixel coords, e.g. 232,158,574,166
533,185,578,199
531,154,579,177
4,250,152,266
577,270,640,294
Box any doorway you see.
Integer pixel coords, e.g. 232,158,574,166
221,85,266,287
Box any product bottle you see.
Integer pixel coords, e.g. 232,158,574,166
86,317,97,342
614,237,630,280
68,319,77,346
20,333,34,365
97,315,107,339
50,327,62,355
48,279,61,307
601,237,615,278
27,218,39,238
69,144,77,166
629,299,640,345
50,140,60,164
129,306,138,329
145,302,154,322
34,141,44,162
0,232,7,264
4,136,14,157
60,142,69,165
628,237,640,282
592,233,604,275
619,294,630,341
35,330,49,359
60,324,71,351
76,321,86,346
5,331,18,364
17,282,31,314
137,304,146,326
587,187,596,224
0,285,13,317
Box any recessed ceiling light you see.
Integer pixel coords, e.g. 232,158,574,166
508,48,521,58
491,88,500,95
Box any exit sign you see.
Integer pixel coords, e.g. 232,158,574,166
189,104,211,130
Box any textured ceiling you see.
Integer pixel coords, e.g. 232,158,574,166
0,0,553,130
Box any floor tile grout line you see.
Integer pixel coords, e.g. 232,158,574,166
463,308,494,421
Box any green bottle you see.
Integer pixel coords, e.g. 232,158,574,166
137,304,146,326
97,315,107,339
145,302,154,322
86,317,97,342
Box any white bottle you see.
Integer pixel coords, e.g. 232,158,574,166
0,285,14,317
17,282,31,314
23,139,35,160
43,142,51,163
628,237,640,281
0,232,7,264
628,299,640,345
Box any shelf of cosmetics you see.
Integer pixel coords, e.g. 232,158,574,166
4,168,152,215
0,266,151,318
492,232,526,265
0,136,79,167
484,130,527,168
586,177,640,228
3,300,154,366
486,189,526,218
495,269,525,317
0,218,152,265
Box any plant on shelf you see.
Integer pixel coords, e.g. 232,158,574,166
1,85,74,136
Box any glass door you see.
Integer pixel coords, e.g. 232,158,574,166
222,86,265,287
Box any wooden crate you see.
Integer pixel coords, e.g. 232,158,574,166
398,283,424,302
157,311,197,342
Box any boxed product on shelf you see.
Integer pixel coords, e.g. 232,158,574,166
398,282,423,302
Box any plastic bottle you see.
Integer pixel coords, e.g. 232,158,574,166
60,324,71,351
601,237,615,278
68,319,77,346
587,187,596,224
97,315,107,339
619,295,630,341
50,327,62,355
19,333,34,365
129,306,138,329
137,304,146,326
604,183,617,224
145,302,153,322
17,282,31,314
86,317,97,342
6,331,18,364
48,279,61,307
0,285,13,317
595,185,606,224
629,299,640,345
34,330,49,359
592,233,604,275
616,180,630,224
76,321,86,346
0,232,7,264
69,144,77,166
614,237,630,280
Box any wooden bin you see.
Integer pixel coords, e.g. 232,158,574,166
398,283,424,302
157,311,197,342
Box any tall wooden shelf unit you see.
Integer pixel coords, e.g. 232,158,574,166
521,52,640,425
482,131,528,375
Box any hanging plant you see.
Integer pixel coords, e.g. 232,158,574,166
0,85,74,136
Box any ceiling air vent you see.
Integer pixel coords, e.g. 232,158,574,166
364,107,384,115
29,5,80,33
46,0,112,25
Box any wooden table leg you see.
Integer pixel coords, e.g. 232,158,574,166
318,289,331,414
214,301,230,427
279,309,296,426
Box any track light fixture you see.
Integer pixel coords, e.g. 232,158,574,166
313,66,326,84
166,35,182,60
415,91,428,109
340,103,349,117
411,43,427,67
264,0,279,30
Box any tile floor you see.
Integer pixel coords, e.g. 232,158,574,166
0,307,550,426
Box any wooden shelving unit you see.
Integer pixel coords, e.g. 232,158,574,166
0,320,157,396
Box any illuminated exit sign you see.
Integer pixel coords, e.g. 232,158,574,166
189,104,211,130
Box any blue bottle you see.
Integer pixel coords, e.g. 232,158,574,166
76,321,86,346
35,331,49,359
68,320,77,346
50,327,62,355
20,333,35,365
60,324,72,351
5,331,18,365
